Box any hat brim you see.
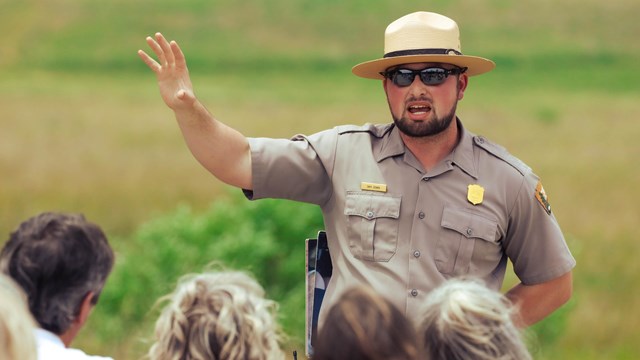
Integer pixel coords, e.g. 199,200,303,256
352,54,495,79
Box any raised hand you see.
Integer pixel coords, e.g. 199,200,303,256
138,33,197,111
137,32,253,189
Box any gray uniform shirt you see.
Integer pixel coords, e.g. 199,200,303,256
245,120,576,323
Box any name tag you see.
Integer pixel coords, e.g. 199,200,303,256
360,182,387,193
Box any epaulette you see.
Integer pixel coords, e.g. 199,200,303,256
336,123,393,138
473,136,531,176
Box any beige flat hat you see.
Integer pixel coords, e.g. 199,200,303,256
352,12,495,79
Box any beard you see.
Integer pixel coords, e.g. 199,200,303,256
392,101,458,138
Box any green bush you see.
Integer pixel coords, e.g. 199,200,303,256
94,192,324,356
91,191,578,357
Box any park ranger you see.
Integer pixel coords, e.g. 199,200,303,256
139,11,575,327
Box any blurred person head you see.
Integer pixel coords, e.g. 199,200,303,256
0,212,114,346
0,273,37,360
149,269,284,360
419,278,531,360
313,286,419,360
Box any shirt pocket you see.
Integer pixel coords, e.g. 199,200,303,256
435,207,499,275
344,191,401,262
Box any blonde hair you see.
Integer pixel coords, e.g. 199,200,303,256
313,286,419,360
149,270,284,360
419,278,531,360
0,273,37,360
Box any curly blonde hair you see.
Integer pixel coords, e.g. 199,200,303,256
149,270,284,360
419,278,531,360
0,273,37,360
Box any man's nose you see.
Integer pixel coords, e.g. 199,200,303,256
408,75,429,96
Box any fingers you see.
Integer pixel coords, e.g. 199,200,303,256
170,41,186,68
155,32,175,65
137,49,160,72
139,32,187,76
144,35,166,65
140,32,183,66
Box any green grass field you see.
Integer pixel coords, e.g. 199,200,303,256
1,0,639,358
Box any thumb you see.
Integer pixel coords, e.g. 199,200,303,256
176,89,196,104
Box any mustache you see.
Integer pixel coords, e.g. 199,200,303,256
406,95,432,103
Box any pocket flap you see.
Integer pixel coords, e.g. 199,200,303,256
441,207,498,242
344,192,401,219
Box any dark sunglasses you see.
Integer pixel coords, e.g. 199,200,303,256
380,67,467,87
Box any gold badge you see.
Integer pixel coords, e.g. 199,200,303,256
467,184,484,205
360,182,387,193
535,181,552,214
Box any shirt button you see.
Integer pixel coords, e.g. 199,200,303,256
418,211,425,219
466,228,473,236
410,289,418,297
366,211,374,219
413,250,421,258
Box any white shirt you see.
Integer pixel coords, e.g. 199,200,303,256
35,329,113,360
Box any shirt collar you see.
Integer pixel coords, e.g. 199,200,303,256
35,328,65,347
450,120,478,179
374,119,478,179
374,124,406,162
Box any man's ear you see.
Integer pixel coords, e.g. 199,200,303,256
76,291,95,327
59,291,96,347
457,74,469,100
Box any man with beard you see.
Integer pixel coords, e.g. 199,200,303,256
138,11,575,328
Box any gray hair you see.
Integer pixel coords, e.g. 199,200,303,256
0,273,37,360
0,212,114,334
419,278,532,360
149,270,284,360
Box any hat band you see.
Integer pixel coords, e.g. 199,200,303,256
383,48,463,58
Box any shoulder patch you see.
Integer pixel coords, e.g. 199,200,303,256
336,123,392,138
473,136,531,176
535,180,552,215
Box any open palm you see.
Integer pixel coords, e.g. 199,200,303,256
138,33,196,111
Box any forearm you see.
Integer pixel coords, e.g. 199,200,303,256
139,33,253,189
505,271,573,327
174,100,252,189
